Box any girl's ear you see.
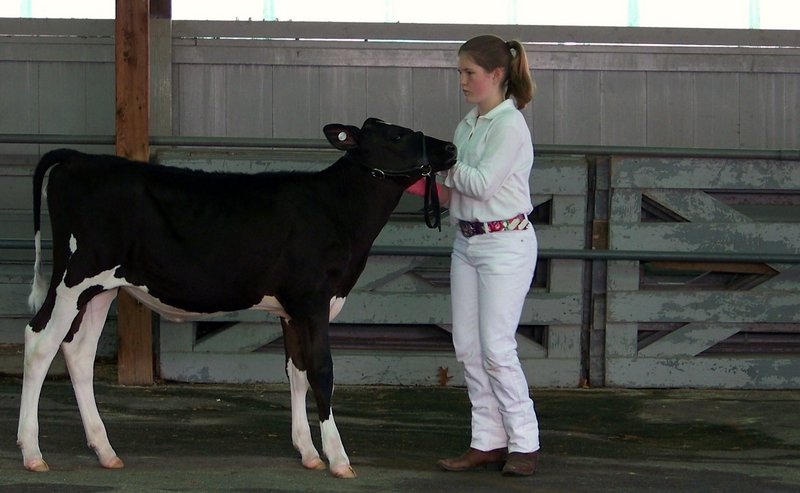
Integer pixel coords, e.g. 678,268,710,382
491,67,505,84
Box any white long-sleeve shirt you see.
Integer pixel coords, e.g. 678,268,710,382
442,99,534,224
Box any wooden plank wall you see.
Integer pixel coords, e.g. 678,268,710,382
164,21,800,149
1,19,798,151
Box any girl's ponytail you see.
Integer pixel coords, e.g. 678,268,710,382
505,40,535,110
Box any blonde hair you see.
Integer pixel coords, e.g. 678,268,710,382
458,35,535,110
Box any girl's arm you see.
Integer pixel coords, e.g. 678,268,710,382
444,121,525,201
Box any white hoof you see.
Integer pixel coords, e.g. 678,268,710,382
331,464,357,478
303,456,326,470
101,456,125,469
24,458,49,472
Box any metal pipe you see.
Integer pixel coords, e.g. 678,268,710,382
149,136,333,149
536,144,800,161
2,239,797,264
2,134,799,160
370,246,800,263
0,134,115,145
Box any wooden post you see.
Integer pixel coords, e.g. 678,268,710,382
115,0,153,385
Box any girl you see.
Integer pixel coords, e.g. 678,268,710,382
408,34,539,476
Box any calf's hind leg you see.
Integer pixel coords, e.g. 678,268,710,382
18,292,81,472
61,289,123,469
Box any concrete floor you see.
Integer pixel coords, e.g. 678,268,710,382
1,365,799,493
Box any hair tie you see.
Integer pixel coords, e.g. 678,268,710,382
506,41,517,59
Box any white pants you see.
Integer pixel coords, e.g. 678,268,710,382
450,226,540,453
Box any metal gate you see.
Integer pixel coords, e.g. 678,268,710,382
603,157,800,387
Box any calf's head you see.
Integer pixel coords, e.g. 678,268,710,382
323,118,457,185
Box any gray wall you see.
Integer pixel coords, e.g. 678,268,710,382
168,22,800,149
1,19,798,153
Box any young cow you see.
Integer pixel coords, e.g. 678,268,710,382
17,118,456,478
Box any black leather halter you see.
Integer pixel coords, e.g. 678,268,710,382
351,131,442,231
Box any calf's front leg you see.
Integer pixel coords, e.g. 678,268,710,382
304,317,354,478
282,315,355,478
287,357,325,470
282,317,327,471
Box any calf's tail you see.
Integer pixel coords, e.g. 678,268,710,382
28,149,78,313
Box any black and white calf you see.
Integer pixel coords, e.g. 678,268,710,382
17,118,456,478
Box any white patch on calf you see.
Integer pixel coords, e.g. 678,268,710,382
69,235,78,254
251,295,345,322
28,232,48,313
57,266,127,301
329,296,346,321
287,359,323,469
121,287,216,323
120,289,293,323
251,295,289,319
320,412,353,477
117,293,346,324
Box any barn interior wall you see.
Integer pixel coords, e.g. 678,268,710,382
1,19,799,151
0,19,798,387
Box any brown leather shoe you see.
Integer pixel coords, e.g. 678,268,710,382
502,450,539,476
437,447,508,472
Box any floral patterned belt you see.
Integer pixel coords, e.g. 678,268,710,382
458,213,531,238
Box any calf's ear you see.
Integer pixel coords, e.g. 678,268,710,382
323,124,360,150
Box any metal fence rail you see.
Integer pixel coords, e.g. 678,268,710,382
2,239,799,264
2,134,800,160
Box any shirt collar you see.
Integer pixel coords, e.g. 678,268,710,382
464,99,517,126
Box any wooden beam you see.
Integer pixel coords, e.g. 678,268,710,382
115,0,153,385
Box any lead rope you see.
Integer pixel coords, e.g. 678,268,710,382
418,132,441,231
423,175,441,231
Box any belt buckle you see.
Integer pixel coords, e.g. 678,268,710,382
459,221,483,238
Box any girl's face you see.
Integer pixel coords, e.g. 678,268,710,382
458,54,503,114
